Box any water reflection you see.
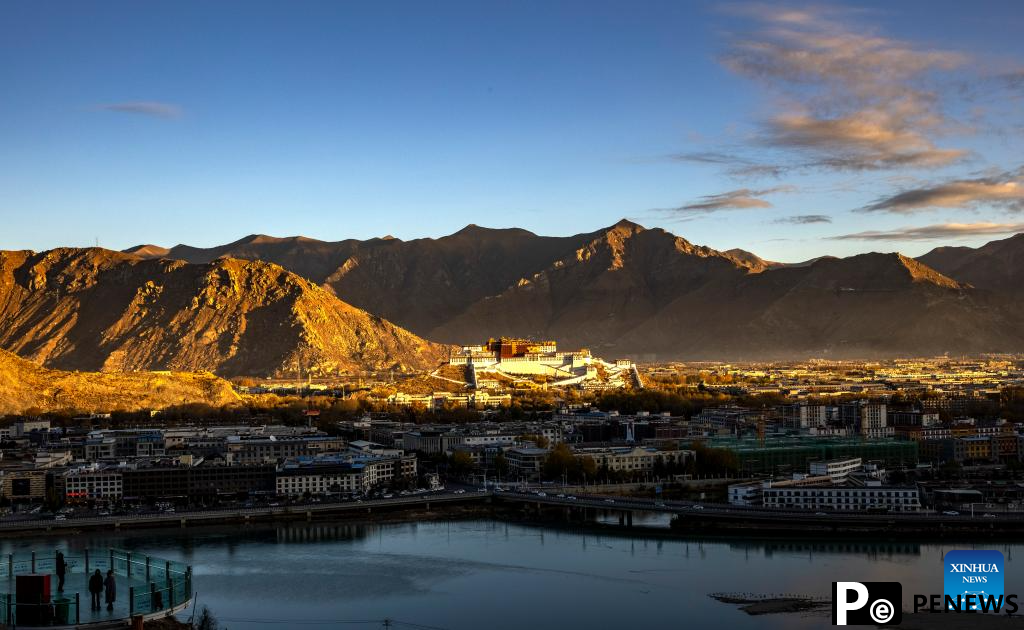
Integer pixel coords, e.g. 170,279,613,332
2,520,1021,630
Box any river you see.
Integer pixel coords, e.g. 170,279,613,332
2,519,1021,630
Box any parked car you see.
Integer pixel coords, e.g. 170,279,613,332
942,510,959,516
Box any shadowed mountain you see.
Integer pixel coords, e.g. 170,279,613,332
0,248,447,377
918,233,1024,295
120,221,1024,360
623,252,1021,360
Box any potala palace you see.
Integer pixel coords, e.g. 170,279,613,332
446,337,642,389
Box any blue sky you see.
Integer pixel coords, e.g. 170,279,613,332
2,1,1023,262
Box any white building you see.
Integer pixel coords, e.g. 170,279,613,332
809,457,863,483
275,454,417,498
762,486,920,512
572,446,692,474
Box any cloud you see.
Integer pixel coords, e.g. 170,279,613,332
1003,70,1024,91
762,107,967,171
96,101,182,119
670,151,786,178
774,214,832,225
714,4,969,171
860,168,1024,213
828,222,1024,241
670,186,795,215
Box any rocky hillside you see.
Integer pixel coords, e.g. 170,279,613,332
0,348,239,415
918,233,1024,295
0,248,447,377
126,221,1024,360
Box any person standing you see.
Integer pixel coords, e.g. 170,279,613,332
55,552,67,592
88,569,103,610
104,569,117,612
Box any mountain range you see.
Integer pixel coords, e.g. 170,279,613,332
112,219,1024,362
2,220,1022,379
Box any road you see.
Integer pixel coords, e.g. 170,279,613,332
3,488,1021,534
0,490,487,532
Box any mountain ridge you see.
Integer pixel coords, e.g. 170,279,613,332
30,219,1024,361
0,248,447,377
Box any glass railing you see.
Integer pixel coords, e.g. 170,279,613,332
0,548,191,626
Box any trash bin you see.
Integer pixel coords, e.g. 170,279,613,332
53,597,70,625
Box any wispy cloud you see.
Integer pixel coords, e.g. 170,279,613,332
859,168,1024,213
670,151,786,178
774,214,832,225
712,4,969,172
668,186,795,216
96,101,183,119
828,222,1024,241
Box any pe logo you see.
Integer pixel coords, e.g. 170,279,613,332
832,582,902,625
944,550,1003,610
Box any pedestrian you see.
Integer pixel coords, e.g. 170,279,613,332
55,552,67,592
88,569,103,610
104,569,116,612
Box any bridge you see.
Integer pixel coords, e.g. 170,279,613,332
0,491,488,533
3,489,1023,536
490,490,1024,535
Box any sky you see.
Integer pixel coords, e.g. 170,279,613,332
2,0,1024,262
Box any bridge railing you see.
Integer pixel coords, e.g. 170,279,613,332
1,548,191,626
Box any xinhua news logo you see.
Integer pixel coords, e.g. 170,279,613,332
832,582,902,626
945,550,1004,610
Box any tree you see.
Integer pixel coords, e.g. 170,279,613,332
543,444,576,480
493,452,509,479
196,606,220,630
449,451,476,477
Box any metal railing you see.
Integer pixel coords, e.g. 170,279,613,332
1,548,191,627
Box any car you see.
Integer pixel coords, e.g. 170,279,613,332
556,494,565,498
54,514,67,521
567,496,577,500
942,510,960,516
453,489,466,495
655,502,666,507
692,505,704,510
536,492,547,497
814,512,828,516
382,494,393,499
604,498,616,504
982,513,997,518
98,510,110,517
